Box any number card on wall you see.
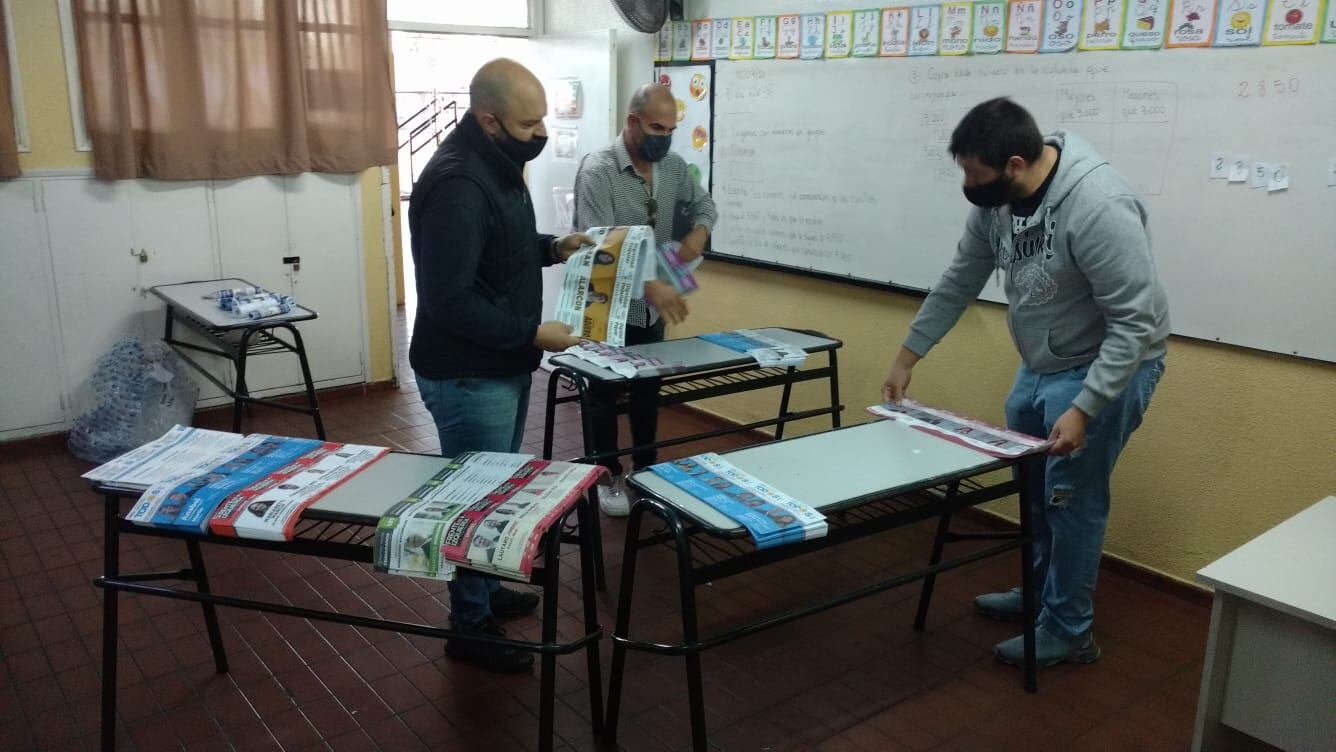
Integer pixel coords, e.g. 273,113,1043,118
731,17,755,59
881,7,912,55
1008,0,1044,50
1167,0,1217,45
909,5,942,54
1262,0,1323,44
941,3,974,53
673,21,693,61
801,13,827,58
1042,0,1081,50
692,20,712,60
1081,0,1126,49
755,16,779,58
826,11,854,57
779,14,801,58
853,9,881,56
1215,0,1264,45
712,19,733,59
1122,0,1170,47
973,1,1008,52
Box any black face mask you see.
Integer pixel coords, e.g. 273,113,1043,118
962,172,1014,208
637,128,673,162
495,120,547,165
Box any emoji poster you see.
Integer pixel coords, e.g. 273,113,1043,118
1008,0,1044,50
1262,0,1323,43
1121,0,1170,47
1081,0,1126,48
973,1,1008,52
653,64,711,190
1214,0,1264,44
941,3,974,53
1166,0,1217,45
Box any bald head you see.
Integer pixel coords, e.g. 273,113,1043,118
629,84,674,117
624,84,677,163
471,58,547,142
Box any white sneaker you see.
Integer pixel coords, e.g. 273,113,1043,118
599,476,631,517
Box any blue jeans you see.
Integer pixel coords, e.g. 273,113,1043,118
416,372,531,627
1004,358,1165,641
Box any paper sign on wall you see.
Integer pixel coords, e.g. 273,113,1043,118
909,5,942,55
712,19,733,59
826,11,854,57
731,17,756,59
941,3,974,53
1228,155,1250,182
801,13,827,58
1042,0,1081,50
1166,0,1217,45
1210,152,1229,179
779,14,801,58
1081,0,1126,49
691,20,712,60
1215,0,1264,45
1250,161,1270,188
973,2,1008,52
1262,0,1322,44
1122,0,1170,47
672,21,693,61
853,9,882,56
1267,163,1290,192
881,7,912,55
1008,0,1044,50
755,16,779,58
655,26,672,61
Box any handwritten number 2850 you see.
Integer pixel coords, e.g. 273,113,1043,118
1237,79,1300,98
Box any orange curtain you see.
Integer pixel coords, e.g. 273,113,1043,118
73,0,396,180
0,4,20,178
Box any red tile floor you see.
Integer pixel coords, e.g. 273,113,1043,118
0,311,1212,751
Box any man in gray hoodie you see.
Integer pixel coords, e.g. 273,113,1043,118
883,98,1169,667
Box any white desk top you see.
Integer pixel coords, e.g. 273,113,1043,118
549,327,839,382
1196,496,1336,630
307,453,454,521
627,419,1005,534
152,278,317,330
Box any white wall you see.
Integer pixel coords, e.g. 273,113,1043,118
544,0,655,128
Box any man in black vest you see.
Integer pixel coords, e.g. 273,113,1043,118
408,58,589,673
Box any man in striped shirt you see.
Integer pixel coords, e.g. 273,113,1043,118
573,83,718,516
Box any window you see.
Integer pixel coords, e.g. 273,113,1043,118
2,0,27,152
56,0,91,151
387,0,539,35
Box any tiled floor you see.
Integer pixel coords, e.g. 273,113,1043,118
0,309,1212,751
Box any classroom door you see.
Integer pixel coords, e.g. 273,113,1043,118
520,30,619,368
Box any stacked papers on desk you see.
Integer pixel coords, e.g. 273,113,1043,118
87,425,389,540
867,400,1051,458
698,330,807,368
562,340,689,378
649,453,826,548
374,453,606,582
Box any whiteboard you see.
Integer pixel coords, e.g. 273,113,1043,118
710,47,1336,362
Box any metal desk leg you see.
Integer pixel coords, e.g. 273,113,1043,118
828,349,843,428
538,526,563,752
99,495,120,752
232,329,255,434
184,540,229,673
604,499,650,742
574,376,607,591
663,510,709,751
914,482,960,631
1018,461,1039,693
576,493,605,733
283,324,326,440
774,366,796,441
542,371,562,460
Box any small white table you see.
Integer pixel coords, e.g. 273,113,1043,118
1192,496,1336,751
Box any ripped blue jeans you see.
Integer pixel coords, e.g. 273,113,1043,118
1005,357,1165,641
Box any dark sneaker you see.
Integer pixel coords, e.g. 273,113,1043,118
974,587,1025,621
445,619,534,673
489,586,540,618
994,626,1101,668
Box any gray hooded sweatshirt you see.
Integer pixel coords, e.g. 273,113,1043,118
904,131,1170,418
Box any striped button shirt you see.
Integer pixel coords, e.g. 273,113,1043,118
573,136,718,327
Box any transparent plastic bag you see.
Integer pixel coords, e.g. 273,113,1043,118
67,340,201,463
